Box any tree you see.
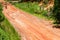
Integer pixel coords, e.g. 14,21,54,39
53,0,60,27
18,0,42,2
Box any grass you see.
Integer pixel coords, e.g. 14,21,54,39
0,3,20,40
12,2,39,14
12,2,53,20
0,28,9,40
1,18,20,40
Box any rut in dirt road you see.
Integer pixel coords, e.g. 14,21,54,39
2,3,60,40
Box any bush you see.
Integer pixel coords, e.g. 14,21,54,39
53,0,60,24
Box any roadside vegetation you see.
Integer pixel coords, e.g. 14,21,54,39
52,0,60,28
12,2,53,20
10,0,60,28
0,0,60,40
0,3,20,40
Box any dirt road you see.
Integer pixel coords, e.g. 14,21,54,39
3,3,60,40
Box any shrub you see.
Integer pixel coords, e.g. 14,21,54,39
53,0,60,24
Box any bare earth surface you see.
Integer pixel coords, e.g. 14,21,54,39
2,3,60,40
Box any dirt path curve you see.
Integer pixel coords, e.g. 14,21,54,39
2,3,60,40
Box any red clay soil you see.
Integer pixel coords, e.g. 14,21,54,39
2,3,60,40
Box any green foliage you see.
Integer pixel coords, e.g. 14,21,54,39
0,15,5,23
0,28,9,40
0,19,20,40
13,2,52,20
0,3,5,23
53,0,60,24
0,3,20,40
13,2,44,14
12,2,39,13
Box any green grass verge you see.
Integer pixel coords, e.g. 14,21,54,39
0,28,9,40
12,2,53,20
0,3,20,40
0,18,20,40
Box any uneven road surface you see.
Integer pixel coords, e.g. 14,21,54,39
2,3,60,40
